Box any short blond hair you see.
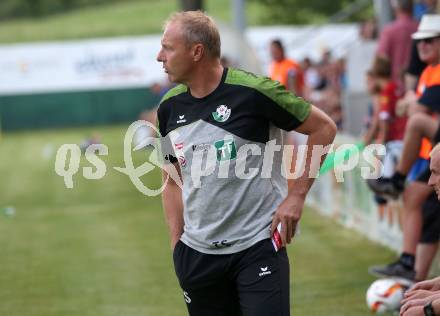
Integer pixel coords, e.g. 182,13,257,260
165,11,221,59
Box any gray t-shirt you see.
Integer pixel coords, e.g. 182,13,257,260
157,68,311,254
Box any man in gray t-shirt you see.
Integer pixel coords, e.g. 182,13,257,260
156,11,336,316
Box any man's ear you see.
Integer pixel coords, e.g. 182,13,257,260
193,44,204,62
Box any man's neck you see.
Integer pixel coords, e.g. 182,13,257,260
275,56,285,63
430,57,440,67
186,62,224,98
395,11,412,20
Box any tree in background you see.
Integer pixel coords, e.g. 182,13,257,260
0,0,116,19
250,0,372,24
180,0,203,11
0,0,371,24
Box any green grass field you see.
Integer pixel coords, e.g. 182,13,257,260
0,0,263,44
0,125,396,315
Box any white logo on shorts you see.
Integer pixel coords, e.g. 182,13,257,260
184,291,191,304
259,266,272,277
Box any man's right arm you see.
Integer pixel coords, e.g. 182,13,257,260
157,98,185,250
161,165,184,250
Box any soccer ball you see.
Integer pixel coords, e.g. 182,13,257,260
366,279,404,314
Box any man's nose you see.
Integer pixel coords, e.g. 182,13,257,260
428,175,434,186
157,50,163,62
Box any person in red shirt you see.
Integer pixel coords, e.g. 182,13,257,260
376,0,418,93
374,61,407,146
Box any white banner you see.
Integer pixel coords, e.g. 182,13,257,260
0,24,360,95
0,36,165,95
0,23,263,96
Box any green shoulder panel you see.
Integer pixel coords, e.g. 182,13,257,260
159,84,188,105
155,117,161,137
225,68,311,122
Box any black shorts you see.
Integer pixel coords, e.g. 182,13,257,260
172,238,290,316
374,194,387,205
421,193,440,243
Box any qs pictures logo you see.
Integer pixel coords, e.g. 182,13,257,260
54,121,182,197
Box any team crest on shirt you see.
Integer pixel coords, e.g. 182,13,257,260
212,105,231,122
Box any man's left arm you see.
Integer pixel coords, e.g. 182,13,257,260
271,106,337,245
